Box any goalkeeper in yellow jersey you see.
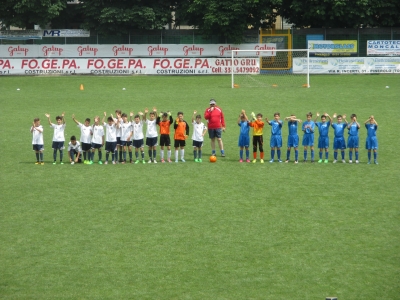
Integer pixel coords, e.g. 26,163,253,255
249,112,265,163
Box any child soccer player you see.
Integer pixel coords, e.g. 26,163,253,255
30,118,44,165
249,112,265,163
90,116,105,164
284,114,302,163
347,113,360,163
45,112,66,164
237,110,250,162
364,115,378,164
102,112,119,164
174,112,189,162
144,107,158,163
114,109,123,162
131,112,146,164
331,113,348,163
157,111,173,163
266,112,283,163
72,114,92,164
315,112,332,163
192,111,207,162
67,136,82,164
119,113,133,164
302,112,315,163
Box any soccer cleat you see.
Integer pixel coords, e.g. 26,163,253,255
198,158,202,162
278,159,283,163
161,158,165,163
60,162,64,165
342,160,346,163
349,160,352,164
318,159,323,163
135,160,140,164
142,160,145,164
310,160,314,163
246,159,251,163
195,159,199,162
303,160,307,163
294,160,298,164
153,159,157,164
104,161,108,165
88,161,93,165
333,160,337,163
239,159,243,163
112,161,116,165
181,158,186,162
35,162,40,165
252,159,256,163
260,159,264,164
130,159,133,163
324,159,329,163
285,159,289,163
367,161,371,164
53,161,57,165
167,158,172,163
175,159,178,163
41,162,44,165
374,160,378,164
355,160,359,164
98,161,103,165
121,161,125,164
148,159,152,163
221,153,225,157
269,159,274,163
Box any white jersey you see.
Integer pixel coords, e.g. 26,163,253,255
68,141,82,152
192,121,207,142
145,119,158,138
92,125,104,144
31,125,44,144
77,123,92,144
132,121,144,140
104,122,117,142
114,117,122,137
120,121,132,141
50,123,66,142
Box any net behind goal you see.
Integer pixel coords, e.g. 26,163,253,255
231,49,310,88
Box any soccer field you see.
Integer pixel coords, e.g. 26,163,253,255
1,74,399,299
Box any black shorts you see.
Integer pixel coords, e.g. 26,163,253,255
253,135,263,146
146,137,158,147
192,140,203,148
81,142,91,151
120,140,132,147
105,141,117,152
116,137,121,146
174,139,186,148
91,143,103,149
133,139,144,149
159,134,171,146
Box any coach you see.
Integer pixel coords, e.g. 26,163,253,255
204,98,226,157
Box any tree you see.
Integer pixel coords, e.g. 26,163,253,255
280,0,400,28
0,0,66,29
175,0,282,44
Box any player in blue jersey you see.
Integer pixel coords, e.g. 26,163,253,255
347,114,360,163
266,112,283,162
364,115,378,164
302,112,315,162
331,113,348,163
237,110,250,162
315,112,332,163
284,114,302,164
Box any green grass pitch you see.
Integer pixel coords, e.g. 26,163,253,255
0,74,399,299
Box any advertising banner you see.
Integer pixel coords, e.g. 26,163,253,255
0,44,276,58
42,29,90,37
308,40,357,57
367,40,400,56
0,30,42,40
293,57,400,74
0,57,260,75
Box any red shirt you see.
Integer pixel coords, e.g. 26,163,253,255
204,106,225,129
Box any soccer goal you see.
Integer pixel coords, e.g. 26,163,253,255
231,49,310,88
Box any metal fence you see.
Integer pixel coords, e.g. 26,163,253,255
1,28,399,57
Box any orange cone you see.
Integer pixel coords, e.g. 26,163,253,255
80,84,84,90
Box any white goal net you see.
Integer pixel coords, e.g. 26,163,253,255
231,49,310,88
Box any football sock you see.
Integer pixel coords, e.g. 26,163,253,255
334,152,338,160
319,151,322,159
277,149,281,160
341,151,345,160
180,149,185,159
349,151,353,160
128,151,132,160
311,150,314,160
35,153,39,161
148,150,152,160
253,152,257,159
271,149,275,160
304,150,307,160
368,151,371,161
114,150,118,161
198,150,202,159
53,149,57,161
167,150,171,159
123,151,126,161
260,152,264,159
355,151,359,160
39,152,43,162
111,153,115,162
287,150,290,160
141,151,145,159
135,152,138,159
221,150,225,155
59,150,63,161
374,152,377,160
239,149,243,159
83,151,87,160
194,150,197,159
212,150,216,155
119,150,122,161
175,150,179,160
98,151,102,161
106,152,109,161
325,151,329,159
295,150,298,161
153,150,156,159
245,149,249,159
160,150,164,159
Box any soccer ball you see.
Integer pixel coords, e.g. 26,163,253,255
209,155,217,163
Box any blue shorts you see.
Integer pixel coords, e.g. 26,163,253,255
365,137,378,150
146,137,158,147
32,144,44,151
52,141,65,150
208,128,222,139
270,135,282,148
302,134,314,146
133,139,144,149
91,143,103,149
238,135,250,147
318,136,329,149
193,140,203,148
287,135,298,148
120,140,132,147
333,137,346,150
105,141,117,152
81,142,91,152
347,136,359,148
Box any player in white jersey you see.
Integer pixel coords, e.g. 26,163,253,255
90,116,105,164
67,135,82,164
102,112,119,164
119,113,133,163
114,109,123,162
191,111,207,162
131,112,146,163
144,107,158,163
31,117,44,165
45,112,66,165
72,114,92,164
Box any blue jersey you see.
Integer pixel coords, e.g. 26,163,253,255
332,123,347,137
365,123,377,137
238,121,250,136
316,121,330,137
269,120,283,135
302,121,315,134
288,121,298,136
348,122,359,136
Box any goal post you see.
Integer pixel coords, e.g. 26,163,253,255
230,49,310,88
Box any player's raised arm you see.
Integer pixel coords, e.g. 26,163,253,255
72,114,80,125
314,112,320,122
45,113,52,125
61,112,65,124
343,114,348,124
143,108,148,121
192,110,197,123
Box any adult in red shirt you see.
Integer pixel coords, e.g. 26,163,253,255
204,99,225,157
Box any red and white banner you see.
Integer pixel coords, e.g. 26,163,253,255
0,44,276,58
0,57,260,75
